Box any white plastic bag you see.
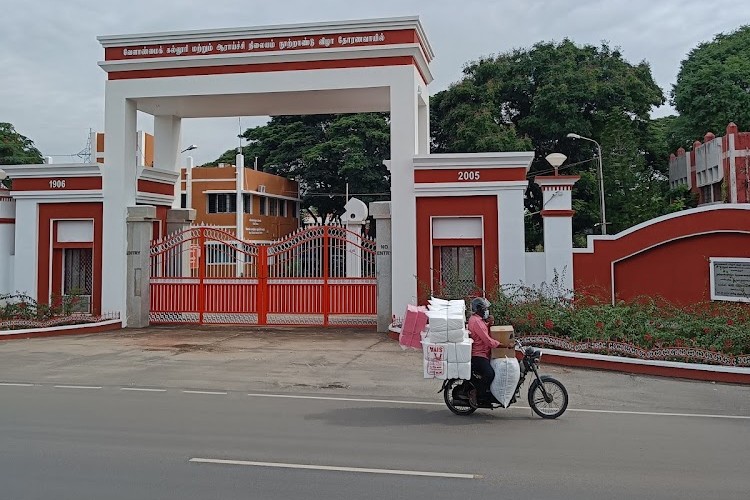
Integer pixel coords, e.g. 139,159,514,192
490,357,521,407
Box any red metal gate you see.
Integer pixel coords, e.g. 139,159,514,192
149,226,377,326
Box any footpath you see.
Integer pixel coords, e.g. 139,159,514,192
0,326,748,416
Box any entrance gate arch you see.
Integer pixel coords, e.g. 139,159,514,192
149,226,377,325
98,17,434,326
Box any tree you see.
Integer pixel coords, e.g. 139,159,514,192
672,25,750,141
0,122,43,165
430,39,665,247
211,114,390,224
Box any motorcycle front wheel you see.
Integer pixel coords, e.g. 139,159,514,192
443,379,476,416
528,376,568,419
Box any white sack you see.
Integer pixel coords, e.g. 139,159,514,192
424,359,447,379
489,357,521,407
422,341,447,362
446,361,471,380
426,311,465,332
446,328,468,343
446,339,473,363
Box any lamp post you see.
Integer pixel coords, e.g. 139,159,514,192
567,133,607,235
180,145,197,210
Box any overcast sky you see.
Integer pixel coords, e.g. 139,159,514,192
1,0,744,165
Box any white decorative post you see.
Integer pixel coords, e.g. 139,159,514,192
343,198,368,278
535,175,580,295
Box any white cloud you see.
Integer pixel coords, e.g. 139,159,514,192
1,0,743,164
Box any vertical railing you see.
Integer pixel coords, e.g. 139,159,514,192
322,226,329,326
197,227,206,324
257,245,268,325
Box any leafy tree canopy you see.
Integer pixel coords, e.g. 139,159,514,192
431,39,666,247
0,122,43,165
671,25,750,142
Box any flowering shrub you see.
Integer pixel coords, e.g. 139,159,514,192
488,283,750,358
0,292,88,329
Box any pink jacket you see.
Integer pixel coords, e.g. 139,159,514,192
468,314,500,359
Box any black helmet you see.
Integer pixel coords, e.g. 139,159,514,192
470,297,490,315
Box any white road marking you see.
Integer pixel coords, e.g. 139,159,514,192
565,408,750,420
183,390,228,395
189,458,479,479
0,382,34,387
121,387,167,392
54,385,102,390
246,392,750,420
246,393,442,406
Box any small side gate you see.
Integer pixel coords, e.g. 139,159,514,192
149,226,377,326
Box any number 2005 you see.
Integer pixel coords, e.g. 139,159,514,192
457,171,481,181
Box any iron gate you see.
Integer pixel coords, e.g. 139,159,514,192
149,226,377,326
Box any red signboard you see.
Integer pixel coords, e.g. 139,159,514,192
105,29,419,61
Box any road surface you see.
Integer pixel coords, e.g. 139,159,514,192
1,382,748,499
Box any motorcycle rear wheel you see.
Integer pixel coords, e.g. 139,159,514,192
443,379,476,416
528,376,568,419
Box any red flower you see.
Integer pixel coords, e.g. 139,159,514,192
527,313,535,321
596,321,604,330
644,334,653,343
703,327,711,334
544,319,554,330
726,319,734,326
723,339,734,349
18,302,27,310
675,338,684,347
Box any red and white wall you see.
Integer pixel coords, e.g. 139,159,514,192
573,205,750,304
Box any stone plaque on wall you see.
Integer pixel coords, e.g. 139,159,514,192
710,258,750,302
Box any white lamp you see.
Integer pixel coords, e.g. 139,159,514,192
545,153,567,176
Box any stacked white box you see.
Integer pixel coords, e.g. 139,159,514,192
422,297,472,380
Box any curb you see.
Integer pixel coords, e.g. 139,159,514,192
386,328,750,385
0,319,123,340
540,349,750,385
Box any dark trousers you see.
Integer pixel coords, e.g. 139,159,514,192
471,356,494,396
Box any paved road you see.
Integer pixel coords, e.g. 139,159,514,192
1,383,748,499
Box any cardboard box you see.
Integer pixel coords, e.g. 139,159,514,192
490,325,516,359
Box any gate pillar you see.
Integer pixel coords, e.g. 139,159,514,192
127,205,157,328
166,208,196,235
370,201,392,332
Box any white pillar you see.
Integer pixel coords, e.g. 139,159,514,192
235,154,245,276
417,86,430,155
536,176,579,295
12,200,36,297
102,90,138,321
0,198,15,294
497,187,528,286
154,115,182,208
389,69,419,316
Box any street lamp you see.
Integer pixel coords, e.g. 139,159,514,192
545,153,567,176
181,144,198,153
567,133,607,235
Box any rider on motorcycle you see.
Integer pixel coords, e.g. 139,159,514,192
467,297,504,407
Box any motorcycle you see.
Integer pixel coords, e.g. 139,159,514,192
439,339,569,418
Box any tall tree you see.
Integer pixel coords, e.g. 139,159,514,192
671,25,750,141
0,122,43,165
431,40,665,247
211,113,390,224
